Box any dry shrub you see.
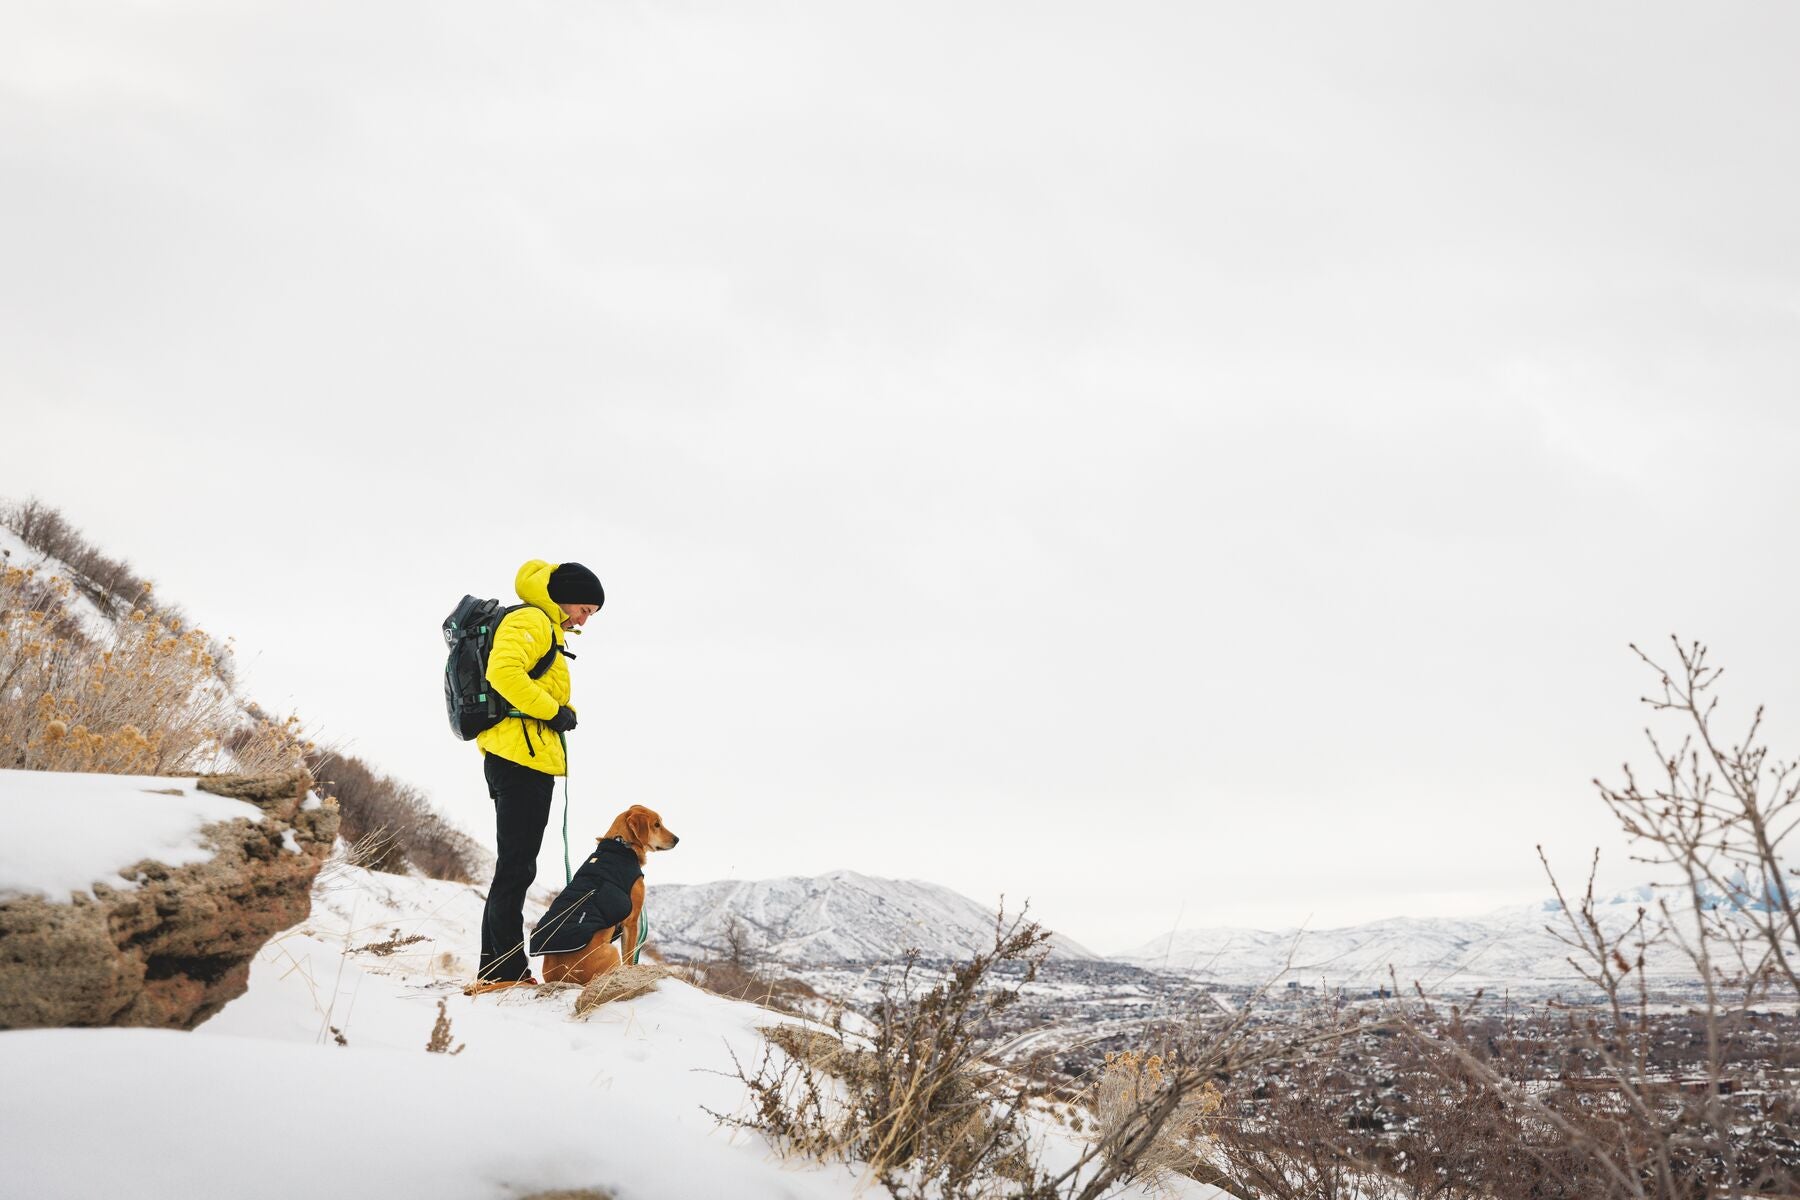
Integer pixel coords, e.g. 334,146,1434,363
1204,639,1800,1200
714,917,1051,1199
518,1191,617,1200
762,1022,881,1091
1091,1050,1223,1189
1382,638,1800,1200
306,749,483,883
574,963,673,1016
1,497,154,619
0,566,260,774
676,915,822,1015
679,958,820,1014
714,909,1227,1200
1206,1010,1395,1200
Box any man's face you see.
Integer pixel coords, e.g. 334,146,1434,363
559,603,599,631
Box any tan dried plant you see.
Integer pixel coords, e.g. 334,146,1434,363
0,563,297,775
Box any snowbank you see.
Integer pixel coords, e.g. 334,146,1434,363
0,768,262,900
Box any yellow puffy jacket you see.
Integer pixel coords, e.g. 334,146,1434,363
475,560,575,776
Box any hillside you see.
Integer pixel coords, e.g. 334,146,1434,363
0,775,1225,1200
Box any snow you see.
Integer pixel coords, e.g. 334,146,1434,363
0,849,1227,1199
0,768,263,900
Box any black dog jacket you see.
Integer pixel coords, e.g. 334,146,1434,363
529,839,644,955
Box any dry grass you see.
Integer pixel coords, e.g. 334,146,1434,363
573,963,673,1016
1090,1050,1223,1189
677,957,821,1015
0,562,298,775
425,998,465,1055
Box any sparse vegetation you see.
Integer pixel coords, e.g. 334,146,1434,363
2,497,169,624
1,497,483,884
713,909,1250,1200
303,747,484,883
1192,638,1800,1200
0,557,292,774
677,915,822,1015
426,999,464,1054
354,928,429,957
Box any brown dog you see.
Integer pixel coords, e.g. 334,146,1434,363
540,805,679,986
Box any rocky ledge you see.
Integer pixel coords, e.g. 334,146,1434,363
0,770,338,1030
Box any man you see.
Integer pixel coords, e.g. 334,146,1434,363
473,558,604,990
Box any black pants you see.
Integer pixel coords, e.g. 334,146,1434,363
478,752,555,982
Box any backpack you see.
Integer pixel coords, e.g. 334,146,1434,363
442,595,559,740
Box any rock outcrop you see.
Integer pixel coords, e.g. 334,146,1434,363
0,770,338,1030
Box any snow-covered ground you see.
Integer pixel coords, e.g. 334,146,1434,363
0,836,1225,1200
0,768,267,900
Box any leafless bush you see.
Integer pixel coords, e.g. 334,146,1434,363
1371,637,1800,1200
677,918,822,1015
1,497,156,619
714,910,1238,1200
713,913,1055,1198
306,748,483,883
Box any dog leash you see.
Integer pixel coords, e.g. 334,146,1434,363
557,730,572,885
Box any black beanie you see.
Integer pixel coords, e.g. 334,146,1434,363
547,562,605,609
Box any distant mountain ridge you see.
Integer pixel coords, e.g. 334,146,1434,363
646,870,1728,988
646,869,1096,963
1113,886,1717,989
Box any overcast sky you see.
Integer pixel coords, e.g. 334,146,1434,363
4,1,1798,953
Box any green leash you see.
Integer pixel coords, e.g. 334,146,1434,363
557,730,571,885
556,728,645,960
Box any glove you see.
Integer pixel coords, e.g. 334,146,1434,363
546,705,578,734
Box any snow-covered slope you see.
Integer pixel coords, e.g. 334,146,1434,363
0,524,120,643
0,768,267,900
1115,887,1708,989
0,849,1217,1199
647,868,1096,963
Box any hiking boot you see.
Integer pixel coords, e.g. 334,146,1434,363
463,974,538,997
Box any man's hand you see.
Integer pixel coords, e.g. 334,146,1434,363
547,706,578,734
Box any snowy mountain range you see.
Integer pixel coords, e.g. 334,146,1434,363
646,869,1723,991
1114,886,1713,990
646,869,1097,963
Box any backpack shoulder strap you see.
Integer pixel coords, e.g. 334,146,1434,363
497,603,562,680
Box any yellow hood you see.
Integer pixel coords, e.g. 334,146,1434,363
514,559,566,643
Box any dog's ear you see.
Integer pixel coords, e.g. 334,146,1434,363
627,807,656,846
